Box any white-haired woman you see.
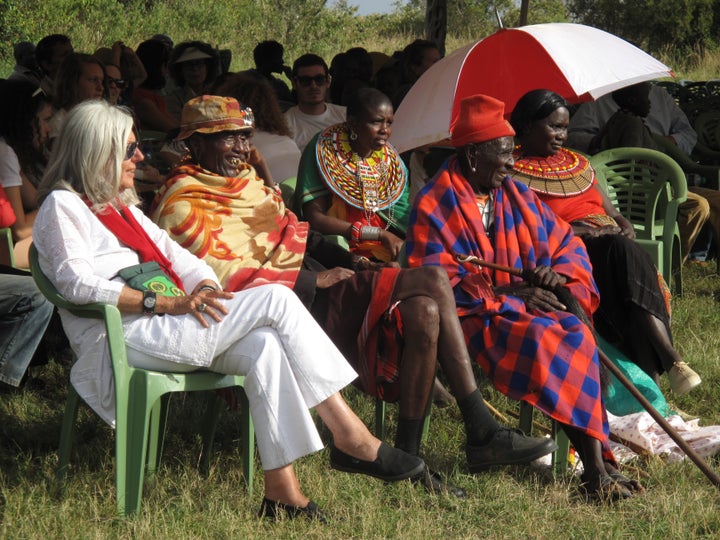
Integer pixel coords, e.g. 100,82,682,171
33,100,423,521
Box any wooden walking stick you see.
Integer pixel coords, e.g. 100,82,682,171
456,253,720,490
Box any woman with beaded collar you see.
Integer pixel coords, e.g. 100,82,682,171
509,89,700,396
295,87,409,263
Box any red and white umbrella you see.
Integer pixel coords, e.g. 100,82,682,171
392,23,674,153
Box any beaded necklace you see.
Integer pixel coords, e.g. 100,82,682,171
354,155,396,227
511,146,594,197
316,123,406,228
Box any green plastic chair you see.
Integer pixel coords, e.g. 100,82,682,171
654,81,687,107
517,402,570,476
516,332,646,476
0,227,14,267
279,176,297,208
594,166,665,286
373,396,432,445
590,147,687,294
29,244,255,516
691,110,720,167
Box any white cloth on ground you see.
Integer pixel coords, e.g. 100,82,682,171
608,411,720,463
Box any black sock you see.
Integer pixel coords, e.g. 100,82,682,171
395,417,424,456
458,389,500,446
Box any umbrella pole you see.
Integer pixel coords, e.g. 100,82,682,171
457,253,720,490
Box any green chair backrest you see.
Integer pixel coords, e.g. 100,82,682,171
590,147,686,293
280,176,297,208
29,243,130,372
695,110,720,152
0,227,14,267
590,147,687,240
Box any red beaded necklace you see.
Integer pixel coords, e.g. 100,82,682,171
511,146,595,197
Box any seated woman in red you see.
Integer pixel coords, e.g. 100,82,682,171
509,89,700,396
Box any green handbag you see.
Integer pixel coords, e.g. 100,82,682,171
117,261,185,297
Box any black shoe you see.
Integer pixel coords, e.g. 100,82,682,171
466,428,558,473
330,442,425,482
258,497,328,523
412,467,467,499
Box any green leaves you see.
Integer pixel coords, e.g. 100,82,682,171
568,0,717,53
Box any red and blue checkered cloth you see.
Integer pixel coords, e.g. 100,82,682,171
407,157,614,458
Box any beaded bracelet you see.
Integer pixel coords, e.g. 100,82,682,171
350,221,363,244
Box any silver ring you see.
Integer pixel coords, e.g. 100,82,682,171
197,303,207,313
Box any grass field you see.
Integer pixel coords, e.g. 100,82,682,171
1,262,720,539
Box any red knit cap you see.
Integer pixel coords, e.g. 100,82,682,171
450,94,515,147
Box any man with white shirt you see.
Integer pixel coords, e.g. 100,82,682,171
285,54,346,152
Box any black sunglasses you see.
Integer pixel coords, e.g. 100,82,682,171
295,74,328,87
107,77,127,89
125,141,140,160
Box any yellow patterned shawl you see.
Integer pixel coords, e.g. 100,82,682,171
151,163,308,292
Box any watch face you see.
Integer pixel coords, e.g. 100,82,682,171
143,291,157,313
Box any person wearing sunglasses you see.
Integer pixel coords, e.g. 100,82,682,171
285,54,346,152
104,64,126,105
94,41,148,107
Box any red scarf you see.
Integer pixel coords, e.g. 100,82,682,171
89,200,185,292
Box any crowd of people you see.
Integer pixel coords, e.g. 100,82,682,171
2,30,716,519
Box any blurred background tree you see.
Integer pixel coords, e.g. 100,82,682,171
567,0,717,53
0,0,717,76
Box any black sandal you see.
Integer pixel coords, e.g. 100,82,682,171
579,474,632,503
608,471,646,494
258,497,328,523
411,467,468,499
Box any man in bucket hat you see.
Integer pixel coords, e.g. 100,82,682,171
151,95,557,499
